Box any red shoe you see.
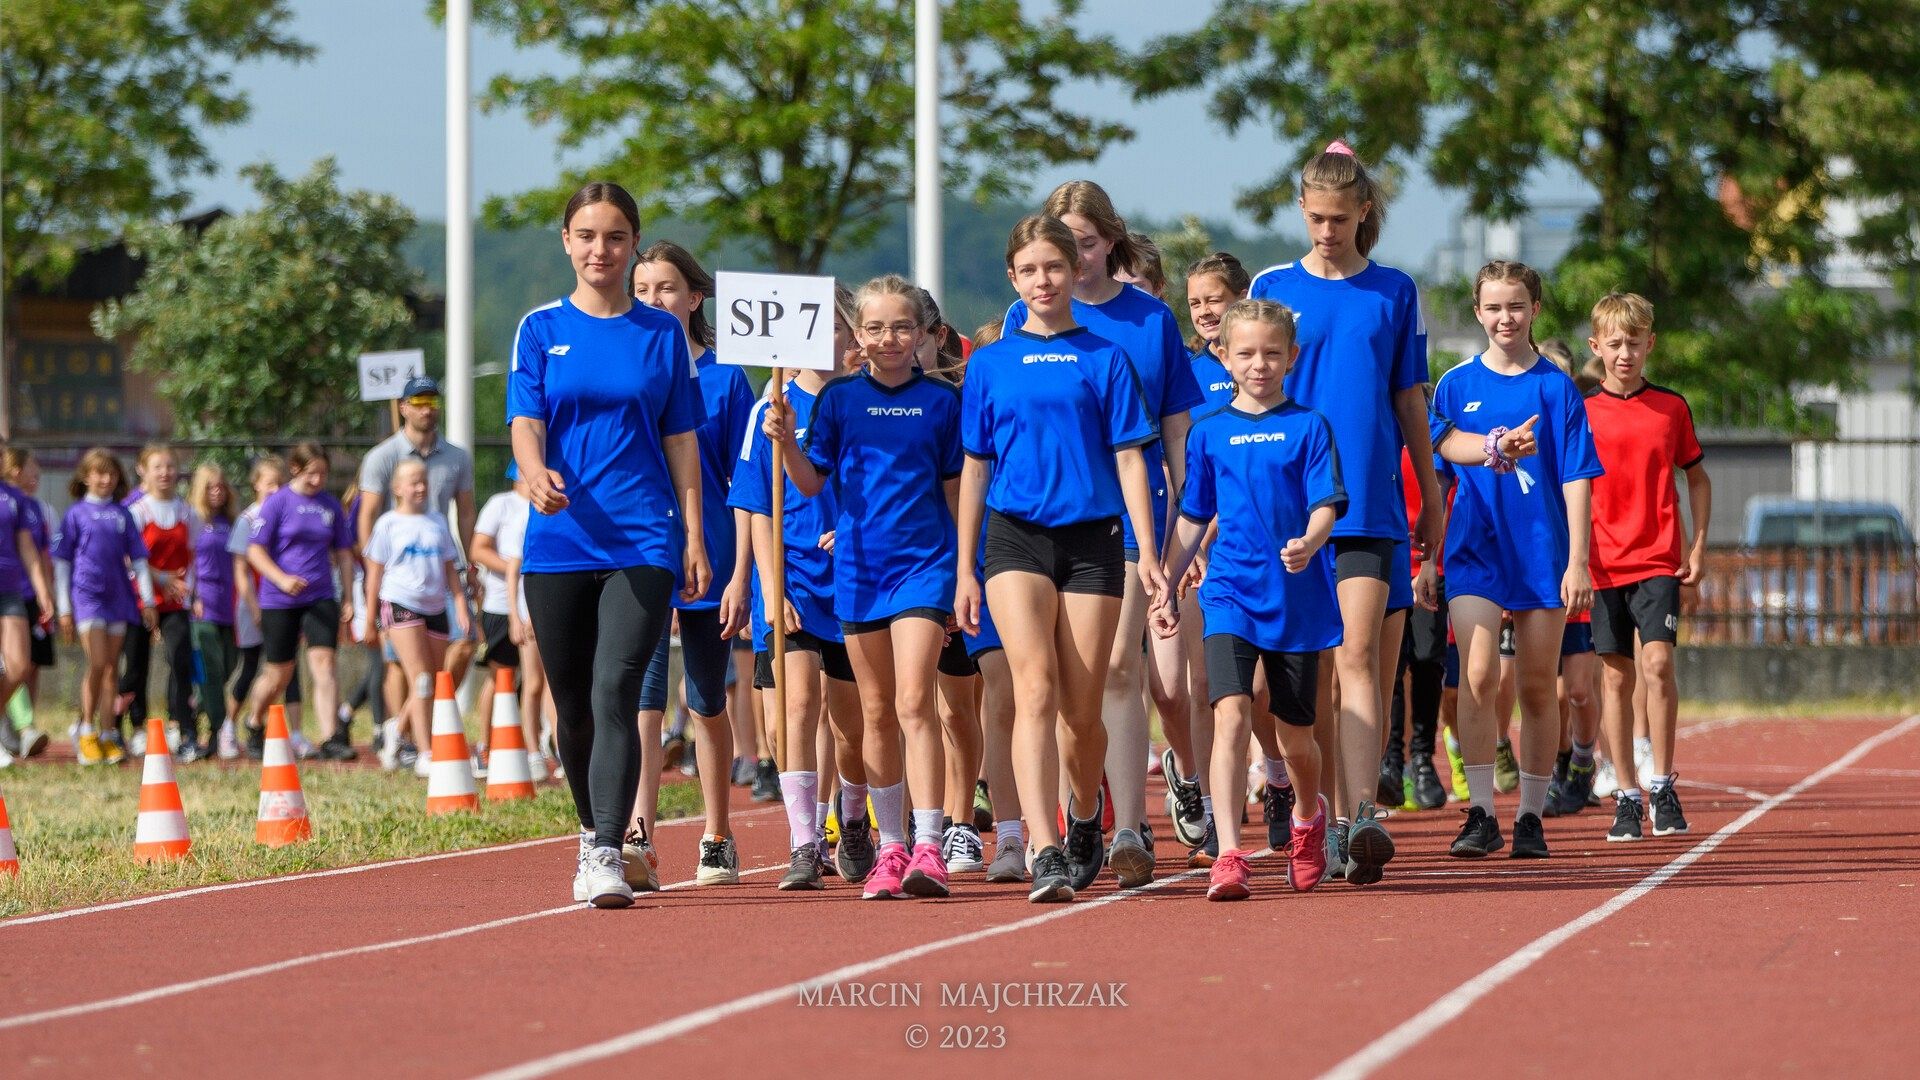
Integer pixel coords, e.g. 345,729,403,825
1206,850,1252,901
863,843,911,899
902,842,950,898
1288,796,1329,892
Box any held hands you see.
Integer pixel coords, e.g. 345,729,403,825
1178,552,1206,598
1136,555,1170,604
1414,563,1441,612
1561,565,1594,614
526,468,570,514
1148,595,1180,638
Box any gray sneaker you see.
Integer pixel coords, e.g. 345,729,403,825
1108,827,1155,888
986,838,1029,883
695,835,740,885
835,814,876,883
1322,818,1349,884
778,844,826,891
1344,801,1396,886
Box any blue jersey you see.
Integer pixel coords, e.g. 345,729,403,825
1005,284,1203,552
1181,403,1347,653
729,380,842,647
678,349,756,610
1248,260,1428,542
962,327,1155,528
506,298,700,576
804,370,963,624
1429,355,1604,610
1189,348,1235,422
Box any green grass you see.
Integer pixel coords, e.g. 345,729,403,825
0,759,703,919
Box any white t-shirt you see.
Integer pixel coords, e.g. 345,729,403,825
365,511,460,614
473,491,531,616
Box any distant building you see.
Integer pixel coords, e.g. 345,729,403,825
1429,200,1590,284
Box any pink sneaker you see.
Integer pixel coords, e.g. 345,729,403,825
1288,796,1329,892
862,843,911,899
1207,850,1251,901
902,842,950,898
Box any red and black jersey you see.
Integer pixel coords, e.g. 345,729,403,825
1584,383,1704,588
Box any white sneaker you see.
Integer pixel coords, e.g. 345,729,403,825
581,846,634,908
377,720,401,771
0,743,14,768
621,830,660,892
413,753,432,779
20,727,50,757
571,831,593,901
528,751,550,782
1593,759,1618,802
289,731,316,760
942,823,987,874
1634,741,1655,786
131,727,148,756
217,720,240,760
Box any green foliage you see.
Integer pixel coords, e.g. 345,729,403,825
0,0,311,290
92,160,421,448
1136,0,1920,424
461,0,1134,272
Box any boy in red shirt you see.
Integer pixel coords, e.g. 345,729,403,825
1583,293,1712,842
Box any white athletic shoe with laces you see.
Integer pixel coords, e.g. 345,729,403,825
581,846,634,908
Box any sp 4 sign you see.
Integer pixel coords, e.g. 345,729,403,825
358,349,426,402
716,272,838,371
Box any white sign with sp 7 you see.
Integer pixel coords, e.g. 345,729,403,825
716,272,837,371
358,349,426,402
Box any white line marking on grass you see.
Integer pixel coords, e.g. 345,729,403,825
0,861,786,1031
1316,713,1920,1080
469,851,1273,1080
2,805,780,928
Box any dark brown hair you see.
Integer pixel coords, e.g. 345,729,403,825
634,240,716,349
562,181,641,235
1043,180,1139,277
1126,232,1164,295
1005,214,1080,272
1184,251,1252,351
2,447,34,482
1472,259,1544,306
1300,143,1386,257
287,441,330,477
70,448,129,501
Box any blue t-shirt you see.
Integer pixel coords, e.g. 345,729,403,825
728,380,842,647
506,297,700,575
1005,284,1204,552
1181,403,1347,653
1429,355,1605,610
1248,260,1427,541
1189,348,1235,422
679,349,756,610
962,327,1156,528
803,370,963,624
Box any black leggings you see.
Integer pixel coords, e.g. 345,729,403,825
119,610,193,740
1391,638,1443,761
525,566,676,849
346,647,388,725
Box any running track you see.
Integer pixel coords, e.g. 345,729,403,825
3,714,1915,1078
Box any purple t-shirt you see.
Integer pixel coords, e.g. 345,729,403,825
54,497,148,624
0,483,45,598
194,516,236,625
248,487,351,609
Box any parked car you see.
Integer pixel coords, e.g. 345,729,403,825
1736,497,1916,643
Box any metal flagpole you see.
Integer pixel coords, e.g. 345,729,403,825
446,0,475,461
913,0,942,305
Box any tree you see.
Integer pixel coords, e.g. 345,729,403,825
93,160,420,444
1,0,310,291
462,0,1133,272
1136,0,1920,426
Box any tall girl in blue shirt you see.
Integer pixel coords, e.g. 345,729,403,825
958,214,1166,903
764,274,964,901
508,182,710,910
1248,142,1444,886
1429,260,1599,860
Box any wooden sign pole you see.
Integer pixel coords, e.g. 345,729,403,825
768,368,789,773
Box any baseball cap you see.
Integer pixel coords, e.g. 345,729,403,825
402,375,442,399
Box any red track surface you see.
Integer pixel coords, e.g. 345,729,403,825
3,714,1914,1079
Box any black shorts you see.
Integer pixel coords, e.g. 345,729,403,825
1592,576,1681,656
380,601,449,638
1405,577,1447,667
983,510,1125,598
261,599,341,663
938,631,977,678
1499,617,1516,658
481,611,520,669
1204,634,1318,728
25,598,54,668
840,606,948,638
1332,537,1396,584
754,630,856,688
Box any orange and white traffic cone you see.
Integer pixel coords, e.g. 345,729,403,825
133,717,191,862
485,667,535,801
256,704,313,846
1,789,18,876
426,671,478,815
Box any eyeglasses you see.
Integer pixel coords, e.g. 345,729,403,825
860,322,919,340
403,395,441,409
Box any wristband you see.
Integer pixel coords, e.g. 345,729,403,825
1483,427,1517,475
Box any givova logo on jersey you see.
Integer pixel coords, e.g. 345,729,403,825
1228,432,1288,447
1022,353,1079,364
866,407,923,417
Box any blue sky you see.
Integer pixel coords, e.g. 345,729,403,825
188,1,1550,270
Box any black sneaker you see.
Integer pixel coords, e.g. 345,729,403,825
1511,812,1549,858
835,814,876,883
1553,760,1596,816
1543,752,1571,817
750,758,780,803
1411,758,1448,810
1064,788,1105,891
972,779,993,834
1326,818,1349,880
1344,801,1395,886
1649,781,1690,836
1262,782,1296,852
778,844,826,891
318,731,357,762
1607,793,1645,842
1377,757,1404,806
1162,747,1206,847
1029,845,1074,903
1450,805,1505,857
1188,811,1219,868
244,724,266,761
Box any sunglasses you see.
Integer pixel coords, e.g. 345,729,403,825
404,395,441,408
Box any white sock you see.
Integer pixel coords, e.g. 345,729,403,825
996,819,1025,853
840,778,868,823
1466,764,1496,816
78,720,96,737
1649,773,1674,792
382,718,399,748
778,771,818,849
912,807,942,848
454,670,475,715
1518,770,1550,820
1265,756,1291,789
870,782,906,847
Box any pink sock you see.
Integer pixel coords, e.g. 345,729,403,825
779,771,818,849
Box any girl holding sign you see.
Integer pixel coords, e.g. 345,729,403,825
508,182,709,910
762,274,963,901
958,215,1166,903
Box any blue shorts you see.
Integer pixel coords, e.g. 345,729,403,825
639,607,729,717
1387,542,1413,613
1443,642,1459,689
1562,621,1594,656
967,594,1003,657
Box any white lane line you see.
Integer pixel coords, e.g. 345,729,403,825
470,852,1274,1080
0,861,786,1031
1677,714,1761,738
2,805,778,928
1316,713,1920,1080
1687,762,1920,779
1679,777,1772,802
